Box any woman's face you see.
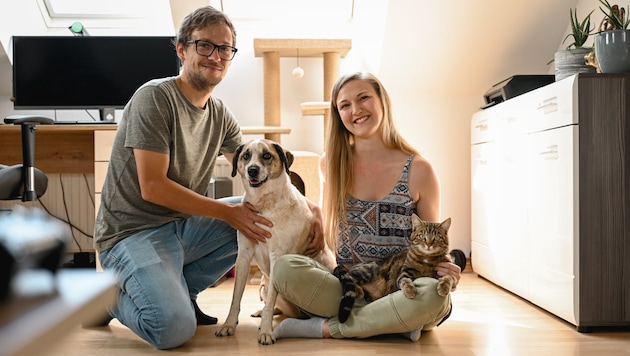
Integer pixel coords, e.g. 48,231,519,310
335,79,383,139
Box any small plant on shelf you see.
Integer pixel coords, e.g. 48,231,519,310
594,1,630,73
598,0,630,31
551,8,598,81
563,8,594,49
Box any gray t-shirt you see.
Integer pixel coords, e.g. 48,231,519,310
94,77,242,252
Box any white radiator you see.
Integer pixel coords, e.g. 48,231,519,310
214,156,243,196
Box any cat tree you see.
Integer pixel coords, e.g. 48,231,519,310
253,38,352,144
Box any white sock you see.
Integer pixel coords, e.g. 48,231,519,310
273,317,326,339
402,328,422,342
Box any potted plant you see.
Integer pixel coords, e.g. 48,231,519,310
553,8,597,81
594,0,630,73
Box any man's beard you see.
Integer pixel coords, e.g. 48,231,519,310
188,68,222,92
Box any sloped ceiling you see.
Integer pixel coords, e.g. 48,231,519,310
1,0,580,100
380,0,579,97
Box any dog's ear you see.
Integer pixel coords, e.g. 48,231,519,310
272,143,292,175
285,151,294,169
231,144,245,177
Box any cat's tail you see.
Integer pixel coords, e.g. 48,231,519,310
333,265,357,323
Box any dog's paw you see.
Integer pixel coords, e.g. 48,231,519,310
251,308,282,317
215,325,236,337
258,332,276,345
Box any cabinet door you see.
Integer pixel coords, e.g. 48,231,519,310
526,125,577,325
471,141,498,280
471,136,529,296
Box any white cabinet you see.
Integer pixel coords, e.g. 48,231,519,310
471,74,630,331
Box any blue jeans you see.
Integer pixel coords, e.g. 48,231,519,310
98,196,240,349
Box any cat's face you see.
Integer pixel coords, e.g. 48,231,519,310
410,214,451,256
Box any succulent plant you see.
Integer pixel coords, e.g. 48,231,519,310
599,0,630,31
563,8,594,49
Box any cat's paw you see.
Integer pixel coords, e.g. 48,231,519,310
400,277,417,298
437,277,453,296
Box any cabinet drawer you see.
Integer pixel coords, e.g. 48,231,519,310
95,193,101,218
95,161,108,194
528,75,578,133
471,112,493,144
95,130,116,161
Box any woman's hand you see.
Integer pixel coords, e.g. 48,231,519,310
436,255,461,291
304,201,325,257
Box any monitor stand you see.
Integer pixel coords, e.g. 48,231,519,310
99,108,115,122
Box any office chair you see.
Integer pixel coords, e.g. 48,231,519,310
0,115,54,202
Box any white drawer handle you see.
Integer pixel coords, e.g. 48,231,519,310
537,97,558,114
538,145,558,160
474,121,488,131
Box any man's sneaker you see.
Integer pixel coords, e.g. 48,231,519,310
449,249,467,272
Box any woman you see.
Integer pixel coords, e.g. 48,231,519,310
271,72,462,341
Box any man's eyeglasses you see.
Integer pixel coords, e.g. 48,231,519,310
186,39,238,61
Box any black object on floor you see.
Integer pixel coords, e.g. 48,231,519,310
192,298,218,325
449,249,467,272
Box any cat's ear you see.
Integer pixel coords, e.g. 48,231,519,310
411,213,421,228
440,218,452,232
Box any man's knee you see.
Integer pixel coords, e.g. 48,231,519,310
146,313,197,350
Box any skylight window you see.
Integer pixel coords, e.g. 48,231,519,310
38,0,172,32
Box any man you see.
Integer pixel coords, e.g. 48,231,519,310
92,6,323,349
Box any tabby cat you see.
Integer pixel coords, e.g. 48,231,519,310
332,214,454,323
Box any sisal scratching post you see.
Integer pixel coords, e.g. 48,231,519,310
263,51,281,143
323,52,340,147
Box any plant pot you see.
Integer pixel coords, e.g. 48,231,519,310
554,48,596,81
594,30,630,73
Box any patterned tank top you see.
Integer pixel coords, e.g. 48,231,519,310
336,155,417,266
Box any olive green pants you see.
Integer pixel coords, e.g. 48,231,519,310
272,254,452,339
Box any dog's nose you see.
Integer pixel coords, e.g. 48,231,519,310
247,165,259,178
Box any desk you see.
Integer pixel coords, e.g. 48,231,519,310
0,125,118,252
0,124,290,174
0,270,117,356
0,124,118,175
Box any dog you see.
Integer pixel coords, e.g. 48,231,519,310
215,139,335,345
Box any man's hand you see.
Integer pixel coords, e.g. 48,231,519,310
224,201,273,243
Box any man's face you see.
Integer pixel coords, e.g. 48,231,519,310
179,24,235,92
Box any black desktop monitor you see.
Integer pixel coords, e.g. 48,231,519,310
11,36,180,118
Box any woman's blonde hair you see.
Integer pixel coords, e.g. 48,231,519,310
323,72,418,251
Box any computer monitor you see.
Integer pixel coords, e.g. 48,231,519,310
11,36,180,120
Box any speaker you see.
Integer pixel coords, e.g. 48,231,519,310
99,108,115,121
214,177,233,198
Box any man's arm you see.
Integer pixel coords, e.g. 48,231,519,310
134,148,271,242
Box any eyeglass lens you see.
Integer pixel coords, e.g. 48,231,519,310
195,40,236,60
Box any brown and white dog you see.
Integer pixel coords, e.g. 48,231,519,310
215,139,334,345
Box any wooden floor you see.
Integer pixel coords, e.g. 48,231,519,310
46,270,630,356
